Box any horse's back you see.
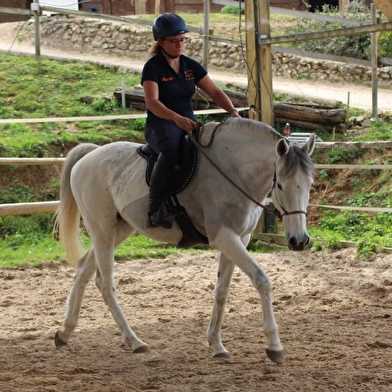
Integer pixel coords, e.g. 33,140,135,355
71,141,149,211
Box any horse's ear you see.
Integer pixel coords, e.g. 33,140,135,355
276,138,290,157
302,134,316,156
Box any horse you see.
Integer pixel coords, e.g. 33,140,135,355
54,117,315,364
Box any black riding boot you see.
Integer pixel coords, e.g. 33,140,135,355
147,153,174,229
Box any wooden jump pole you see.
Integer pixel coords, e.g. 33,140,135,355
0,201,59,217
0,158,65,165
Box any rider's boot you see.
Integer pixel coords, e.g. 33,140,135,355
147,153,174,229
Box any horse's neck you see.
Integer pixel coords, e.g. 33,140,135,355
210,126,277,200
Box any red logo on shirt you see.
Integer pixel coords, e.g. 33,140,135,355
162,77,174,82
184,70,194,80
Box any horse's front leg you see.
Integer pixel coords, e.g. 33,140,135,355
211,229,283,364
207,252,235,358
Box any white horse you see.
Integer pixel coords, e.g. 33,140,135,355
54,117,315,363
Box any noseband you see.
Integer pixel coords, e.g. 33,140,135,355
189,130,308,221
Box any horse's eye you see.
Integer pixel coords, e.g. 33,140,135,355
277,183,283,191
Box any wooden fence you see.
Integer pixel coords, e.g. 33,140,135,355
1,133,392,217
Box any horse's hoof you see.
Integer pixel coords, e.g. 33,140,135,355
133,344,149,354
213,350,231,359
54,331,67,347
266,348,284,364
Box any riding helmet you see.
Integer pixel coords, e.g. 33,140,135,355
152,13,190,40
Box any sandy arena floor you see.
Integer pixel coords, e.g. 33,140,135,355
0,248,391,391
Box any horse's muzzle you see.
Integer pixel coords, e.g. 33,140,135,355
288,235,311,251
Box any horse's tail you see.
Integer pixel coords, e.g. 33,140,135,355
54,143,99,265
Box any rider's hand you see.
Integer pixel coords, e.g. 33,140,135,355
174,115,197,134
230,109,241,118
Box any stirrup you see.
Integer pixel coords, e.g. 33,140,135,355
147,211,172,229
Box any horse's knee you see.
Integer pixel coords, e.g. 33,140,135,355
253,270,272,294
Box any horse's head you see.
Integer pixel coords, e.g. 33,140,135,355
271,134,315,251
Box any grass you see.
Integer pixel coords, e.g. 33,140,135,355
0,223,215,269
0,56,146,157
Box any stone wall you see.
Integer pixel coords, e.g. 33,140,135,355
36,16,392,85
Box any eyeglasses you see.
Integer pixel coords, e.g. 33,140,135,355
163,37,189,44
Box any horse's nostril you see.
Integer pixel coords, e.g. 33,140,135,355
288,237,297,248
289,237,310,251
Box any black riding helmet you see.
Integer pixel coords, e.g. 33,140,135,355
152,13,190,40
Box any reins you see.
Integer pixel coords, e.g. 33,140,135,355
189,123,308,221
189,125,278,219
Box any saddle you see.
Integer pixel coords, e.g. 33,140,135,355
137,128,209,249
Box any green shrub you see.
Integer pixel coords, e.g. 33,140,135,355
289,0,371,60
221,5,244,14
0,183,37,204
379,31,392,58
90,97,118,113
326,147,362,163
0,214,54,239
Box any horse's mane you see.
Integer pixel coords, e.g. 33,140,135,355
228,117,282,143
225,118,313,178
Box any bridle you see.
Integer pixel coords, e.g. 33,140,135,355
271,169,308,220
188,124,308,221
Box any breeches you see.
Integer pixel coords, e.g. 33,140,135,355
144,120,185,166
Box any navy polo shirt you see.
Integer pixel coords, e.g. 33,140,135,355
141,51,207,122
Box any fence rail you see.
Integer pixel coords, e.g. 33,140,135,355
0,201,58,217
1,143,392,216
0,107,249,125
3,159,392,170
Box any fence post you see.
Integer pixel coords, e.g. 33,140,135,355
261,197,277,234
371,3,379,120
258,0,274,126
32,0,41,61
202,0,210,71
121,76,126,109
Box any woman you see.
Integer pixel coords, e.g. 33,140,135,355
142,12,240,229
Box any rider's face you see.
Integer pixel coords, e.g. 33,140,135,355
159,34,188,57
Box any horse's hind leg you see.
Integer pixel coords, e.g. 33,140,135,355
55,249,96,346
55,218,147,352
90,218,148,353
207,252,235,358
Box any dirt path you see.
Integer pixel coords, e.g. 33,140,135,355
0,21,391,112
1,249,391,391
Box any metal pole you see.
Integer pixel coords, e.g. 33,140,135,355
32,0,41,61
121,77,126,109
202,0,210,71
371,3,378,120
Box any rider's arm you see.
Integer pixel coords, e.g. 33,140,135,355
197,75,241,117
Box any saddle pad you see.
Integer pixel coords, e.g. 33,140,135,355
137,140,198,195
